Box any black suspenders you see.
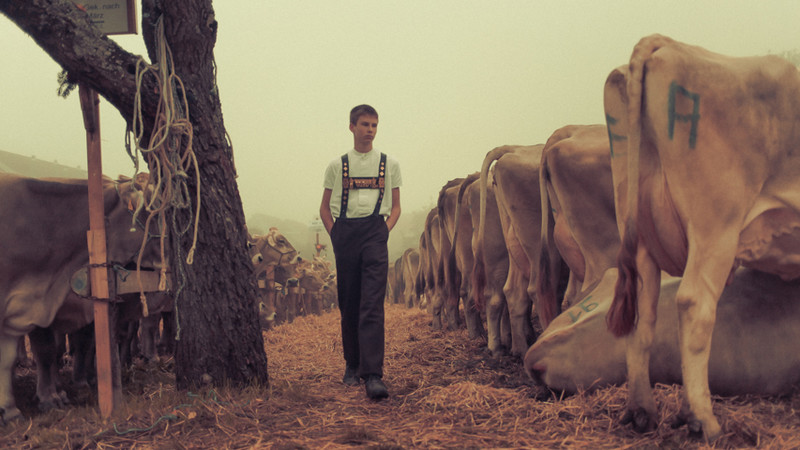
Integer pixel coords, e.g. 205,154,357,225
340,153,386,219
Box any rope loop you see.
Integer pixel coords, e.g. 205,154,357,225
126,16,201,318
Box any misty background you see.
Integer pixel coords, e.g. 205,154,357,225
1,1,798,262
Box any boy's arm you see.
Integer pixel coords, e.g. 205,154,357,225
320,188,335,235
385,188,401,232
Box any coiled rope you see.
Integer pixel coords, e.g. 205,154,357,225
126,16,201,322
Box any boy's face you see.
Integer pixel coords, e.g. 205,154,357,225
350,114,378,149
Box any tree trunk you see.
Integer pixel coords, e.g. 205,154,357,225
0,0,269,389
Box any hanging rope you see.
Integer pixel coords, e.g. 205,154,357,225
126,16,201,319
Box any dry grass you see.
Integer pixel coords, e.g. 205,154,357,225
3,303,800,448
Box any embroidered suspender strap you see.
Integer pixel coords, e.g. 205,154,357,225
339,152,386,218
340,154,350,219
371,153,387,217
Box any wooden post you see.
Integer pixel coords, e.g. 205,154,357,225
79,82,118,417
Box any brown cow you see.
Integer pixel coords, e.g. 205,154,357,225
414,228,429,309
527,268,800,398
537,124,619,321
435,178,465,331
479,144,560,356
472,166,511,355
416,208,440,313
0,174,163,423
401,247,420,308
391,256,404,304
604,34,800,440
447,173,485,338
248,228,299,329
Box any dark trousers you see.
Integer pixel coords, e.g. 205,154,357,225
330,215,389,378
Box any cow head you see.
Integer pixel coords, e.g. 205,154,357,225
105,174,168,273
523,269,623,393
250,227,300,277
247,240,265,268
258,299,277,331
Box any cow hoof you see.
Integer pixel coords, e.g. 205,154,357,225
669,413,688,429
1,406,23,425
668,411,709,439
73,380,91,391
38,392,70,413
488,346,508,358
687,418,704,439
467,329,482,340
37,399,62,413
621,408,657,433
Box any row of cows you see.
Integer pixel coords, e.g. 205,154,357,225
390,35,800,442
248,228,338,329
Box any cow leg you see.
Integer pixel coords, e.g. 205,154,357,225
116,317,138,368
463,288,484,339
673,247,734,442
28,327,69,412
560,273,581,311
313,293,322,315
461,272,485,339
499,303,511,350
621,248,661,434
430,291,443,330
504,265,534,357
160,311,177,357
69,324,95,388
14,336,32,369
288,293,299,322
485,287,507,355
140,314,160,361
0,334,23,423
444,290,462,332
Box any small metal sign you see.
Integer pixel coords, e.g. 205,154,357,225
77,0,137,35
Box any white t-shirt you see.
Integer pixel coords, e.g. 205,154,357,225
323,149,402,219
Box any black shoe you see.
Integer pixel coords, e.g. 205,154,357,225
365,375,389,400
343,366,360,386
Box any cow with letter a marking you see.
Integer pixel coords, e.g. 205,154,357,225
0,174,163,424
603,34,800,441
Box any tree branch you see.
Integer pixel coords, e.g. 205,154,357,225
0,0,159,127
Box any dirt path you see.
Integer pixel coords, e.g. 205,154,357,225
4,303,800,448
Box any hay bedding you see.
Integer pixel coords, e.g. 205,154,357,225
4,305,800,448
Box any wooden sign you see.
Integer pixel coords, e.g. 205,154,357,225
78,0,137,35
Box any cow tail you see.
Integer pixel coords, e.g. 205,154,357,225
415,234,427,298
536,150,559,328
607,35,668,337
474,147,514,311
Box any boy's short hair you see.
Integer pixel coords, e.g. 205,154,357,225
350,104,378,125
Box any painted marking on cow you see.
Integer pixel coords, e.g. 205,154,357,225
567,295,599,323
605,114,627,157
667,81,701,148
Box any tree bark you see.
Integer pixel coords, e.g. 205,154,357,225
0,0,269,389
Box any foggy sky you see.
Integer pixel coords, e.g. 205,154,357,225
1,1,798,225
